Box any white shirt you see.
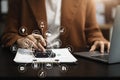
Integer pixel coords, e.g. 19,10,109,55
45,0,62,48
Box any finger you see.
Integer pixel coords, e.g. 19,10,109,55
37,42,46,52
100,42,104,54
89,41,99,52
27,35,37,44
22,43,29,49
89,45,97,52
106,42,110,53
32,34,46,46
25,38,38,49
29,40,39,49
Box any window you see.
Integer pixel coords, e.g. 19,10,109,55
0,0,8,14
0,0,8,22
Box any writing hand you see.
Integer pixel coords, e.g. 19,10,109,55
17,33,46,52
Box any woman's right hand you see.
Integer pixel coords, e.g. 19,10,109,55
17,33,46,52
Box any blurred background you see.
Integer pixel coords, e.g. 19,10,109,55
0,0,120,41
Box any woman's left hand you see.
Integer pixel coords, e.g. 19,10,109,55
89,40,110,53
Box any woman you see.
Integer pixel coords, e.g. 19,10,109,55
1,0,110,53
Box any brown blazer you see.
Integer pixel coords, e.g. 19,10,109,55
1,0,107,52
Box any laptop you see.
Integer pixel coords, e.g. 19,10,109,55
73,5,120,64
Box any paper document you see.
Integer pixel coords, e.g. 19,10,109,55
14,48,77,63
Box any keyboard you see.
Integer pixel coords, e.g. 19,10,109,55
33,49,56,58
91,54,109,61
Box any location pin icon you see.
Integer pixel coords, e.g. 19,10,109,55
22,28,25,33
19,26,28,36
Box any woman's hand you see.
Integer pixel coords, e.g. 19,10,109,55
17,33,46,52
89,40,110,53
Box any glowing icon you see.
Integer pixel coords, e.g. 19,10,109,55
60,28,64,33
68,47,71,52
20,66,25,71
22,28,25,33
60,27,67,35
19,26,27,36
45,63,53,69
10,45,18,53
32,30,40,34
12,46,17,51
34,63,38,68
55,39,62,48
60,64,68,72
31,63,40,70
46,32,52,37
17,62,69,78
40,72,45,77
18,64,27,73
67,45,74,53
31,59,40,70
38,70,47,78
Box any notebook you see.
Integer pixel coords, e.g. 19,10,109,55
14,48,77,63
73,5,120,64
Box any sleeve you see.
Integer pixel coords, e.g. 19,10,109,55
85,0,108,46
1,0,23,47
